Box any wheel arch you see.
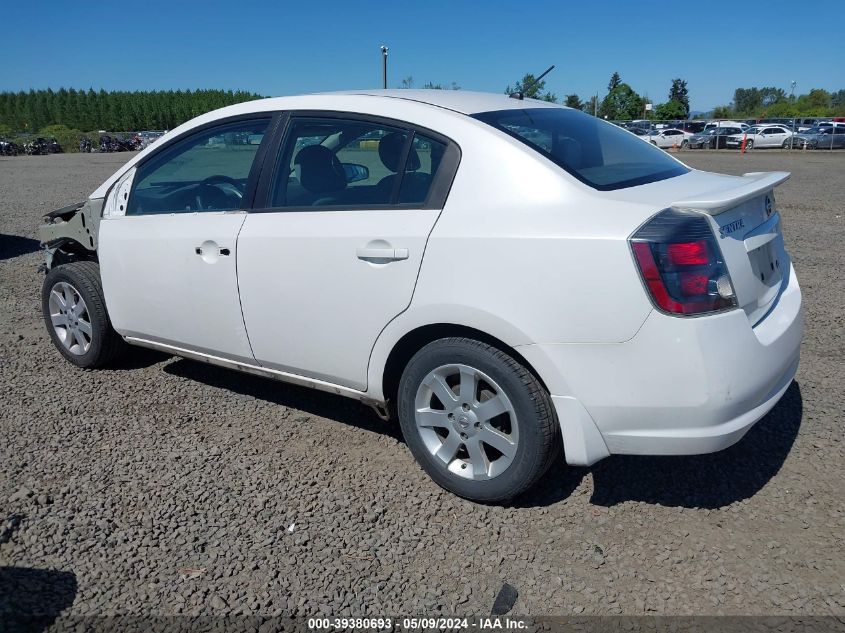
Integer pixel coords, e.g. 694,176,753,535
376,322,550,414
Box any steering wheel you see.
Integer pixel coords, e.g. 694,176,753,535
193,174,244,210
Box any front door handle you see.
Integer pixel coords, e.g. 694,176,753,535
356,247,409,262
195,245,231,256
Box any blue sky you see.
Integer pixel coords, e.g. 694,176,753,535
2,0,842,112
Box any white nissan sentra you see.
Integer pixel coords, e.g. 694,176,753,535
38,90,803,502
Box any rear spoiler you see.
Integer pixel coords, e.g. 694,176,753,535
671,171,790,215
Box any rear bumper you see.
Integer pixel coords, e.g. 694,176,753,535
519,264,803,465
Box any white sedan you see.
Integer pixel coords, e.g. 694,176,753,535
38,91,803,503
643,128,694,148
726,125,795,149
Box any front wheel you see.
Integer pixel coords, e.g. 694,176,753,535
681,140,689,149
782,139,792,149
745,139,754,150
42,261,126,368
398,338,560,503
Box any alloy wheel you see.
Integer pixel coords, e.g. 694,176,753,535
414,364,519,480
48,281,92,355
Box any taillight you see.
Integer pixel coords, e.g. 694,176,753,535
630,208,737,316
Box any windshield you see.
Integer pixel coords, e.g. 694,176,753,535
747,127,760,134
473,108,689,191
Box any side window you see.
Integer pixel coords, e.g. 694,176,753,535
269,118,409,208
267,119,451,209
127,118,269,215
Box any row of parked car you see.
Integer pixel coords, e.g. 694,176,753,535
622,119,845,150
0,130,167,157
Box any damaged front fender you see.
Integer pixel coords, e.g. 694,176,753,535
38,199,104,270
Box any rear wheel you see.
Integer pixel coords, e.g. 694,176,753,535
398,338,560,503
41,261,126,368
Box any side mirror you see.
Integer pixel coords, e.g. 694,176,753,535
342,163,369,183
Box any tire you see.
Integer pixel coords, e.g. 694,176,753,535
41,261,126,368
782,140,791,149
398,337,560,503
681,140,689,149
745,140,754,150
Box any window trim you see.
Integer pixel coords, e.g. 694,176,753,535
126,113,282,216
251,110,461,213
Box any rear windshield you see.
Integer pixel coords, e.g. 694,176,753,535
473,108,689,190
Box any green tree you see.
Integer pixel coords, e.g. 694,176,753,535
712,105,732,119
733,88,762,115
422,81,460,90
668,78,689,118
599,83,644,120
564,94,583,109
608,72,621,92
654,100,687,120
505,73,556,102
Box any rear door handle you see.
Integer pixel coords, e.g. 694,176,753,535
356,247,409,261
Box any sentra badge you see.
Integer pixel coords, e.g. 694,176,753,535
719,218,745,238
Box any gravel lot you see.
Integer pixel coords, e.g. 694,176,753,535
1,150,843,619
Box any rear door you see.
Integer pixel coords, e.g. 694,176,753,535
237,114,459,390
99,117,273,362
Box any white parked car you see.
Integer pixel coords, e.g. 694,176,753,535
38,91,803,503
642,128,693,148
725,125,795,150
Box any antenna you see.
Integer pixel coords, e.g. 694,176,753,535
509,65,555,100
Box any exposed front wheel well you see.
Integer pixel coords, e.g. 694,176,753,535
381,323,549,418
45,239,98,270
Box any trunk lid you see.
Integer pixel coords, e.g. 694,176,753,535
671,172,790,325
609,170,791,325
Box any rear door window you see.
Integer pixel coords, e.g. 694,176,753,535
267,117,448,208
473,108,688,190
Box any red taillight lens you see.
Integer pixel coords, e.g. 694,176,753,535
667,240,709,266
630,209,737,316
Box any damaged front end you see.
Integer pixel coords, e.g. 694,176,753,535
38,199,104,271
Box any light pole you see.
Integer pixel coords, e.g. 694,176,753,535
380,45,388,89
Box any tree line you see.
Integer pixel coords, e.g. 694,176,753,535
0,88,264,135
503,71,845,121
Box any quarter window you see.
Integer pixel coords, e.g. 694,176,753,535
126,119,269,215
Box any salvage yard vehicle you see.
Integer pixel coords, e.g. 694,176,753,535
643,128,693,148
725,125,794,150
793,124,845,150
38,91,803,503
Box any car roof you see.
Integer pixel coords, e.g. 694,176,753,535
321,89,563,115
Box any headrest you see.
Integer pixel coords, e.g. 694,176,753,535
294,145,347,194
378,132,420,173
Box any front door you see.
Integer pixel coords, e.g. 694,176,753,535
237,115,457,390
99,117,271,362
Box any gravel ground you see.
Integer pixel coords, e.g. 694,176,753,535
1,150,843,618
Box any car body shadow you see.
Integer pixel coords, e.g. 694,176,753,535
107,346,171,371
0,234,40,261
516,382,803,509
0,566,77,632
163,357,402,442
161,356,801,510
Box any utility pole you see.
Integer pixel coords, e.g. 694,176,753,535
380,45,388,89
